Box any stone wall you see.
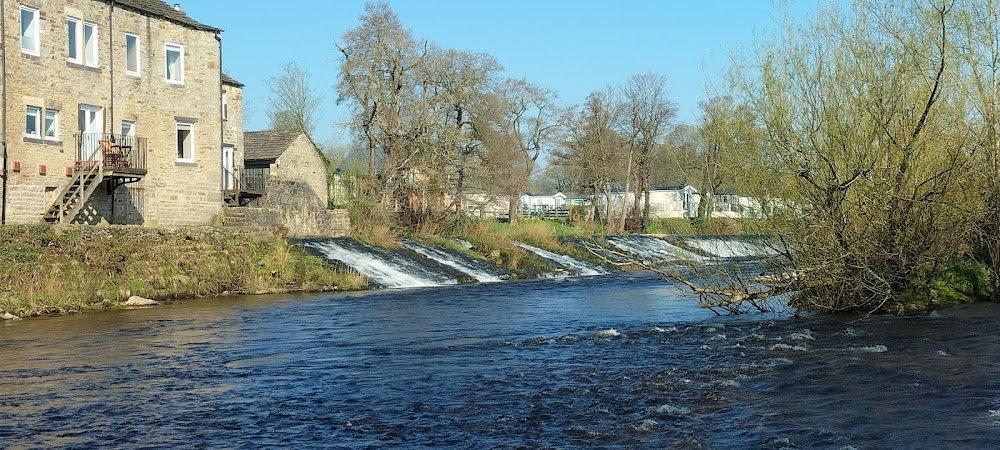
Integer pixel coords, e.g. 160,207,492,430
223,178,349,237
3,0,223,226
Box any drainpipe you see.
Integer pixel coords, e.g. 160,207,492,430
216,31,223,198
108,1,114,135
1,0,9,224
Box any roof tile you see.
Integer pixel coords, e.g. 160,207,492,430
113,0,220,32
244,130,304,161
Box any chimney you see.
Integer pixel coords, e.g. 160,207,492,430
173,4,181,11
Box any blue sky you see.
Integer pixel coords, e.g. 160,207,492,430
180,1,814,145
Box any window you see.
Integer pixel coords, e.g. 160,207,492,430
68,17,81,63
176,122,193,161
125,34,140,75
20,6,39,55
83,22,98,67
222,91,228,120
165,43,184,84
44,109,58,141
121,120,135,138
26,106,40,138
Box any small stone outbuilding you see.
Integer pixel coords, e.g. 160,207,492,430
244,130,328,207
223,130,348,237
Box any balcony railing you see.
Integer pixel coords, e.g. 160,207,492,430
237,167,268,195
75,133,147,174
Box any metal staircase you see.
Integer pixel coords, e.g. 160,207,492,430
43,163,104,224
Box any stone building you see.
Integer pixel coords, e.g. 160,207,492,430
0,0,228,226
243,130,328,208
220,129,349,237
221,72,244,197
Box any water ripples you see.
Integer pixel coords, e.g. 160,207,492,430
3,274,1000,448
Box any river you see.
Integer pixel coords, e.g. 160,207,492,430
2,271,1000,448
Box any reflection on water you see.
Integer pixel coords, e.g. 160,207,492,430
2,272,1000,448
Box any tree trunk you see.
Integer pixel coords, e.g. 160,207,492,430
507,193,519,224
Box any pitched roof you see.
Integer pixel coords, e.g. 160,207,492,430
113,0,221,32
222,72,243,87
244,130,304,161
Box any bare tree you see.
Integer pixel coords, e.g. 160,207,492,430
265,62,323,136
336,1,429,209
421,48,502,217
474,78,562,223
618,73,677,232
557,88,628,228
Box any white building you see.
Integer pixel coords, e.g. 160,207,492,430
596,185,761,220
519,192,567,213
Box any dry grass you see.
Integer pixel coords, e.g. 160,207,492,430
451,218,605,273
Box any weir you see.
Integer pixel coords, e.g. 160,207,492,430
606,235,704,264
401,239,508,283
515,243,607,276
301,238,459,288
678,236,783,259
300,235,778,289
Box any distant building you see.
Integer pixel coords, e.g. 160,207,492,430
597,185,699,219
520,192,567,214
594,185,761,220
646,185,699,218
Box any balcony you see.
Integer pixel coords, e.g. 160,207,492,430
75,133,148,176
224,167,268,206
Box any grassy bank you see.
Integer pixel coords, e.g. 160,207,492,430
0,225,366,319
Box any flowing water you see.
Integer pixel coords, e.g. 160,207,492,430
515,243,607,276
3,272,1000,449
301,238,459,288
678,237,783,259
607,235,705,264
400,239,508,283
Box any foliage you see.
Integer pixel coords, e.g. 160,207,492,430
644,218,698,236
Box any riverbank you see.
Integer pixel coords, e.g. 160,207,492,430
0,225,366,320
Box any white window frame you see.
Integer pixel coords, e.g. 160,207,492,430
68,17,82,63
222,91,228,120
44,109,59,141
176,121,194,162
83,22,99,67
26,106,41,138
20,6,39,56
165,43,184,84
125,33,140,76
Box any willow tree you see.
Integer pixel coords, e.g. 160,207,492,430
723,0,975,312
958,0,1000,301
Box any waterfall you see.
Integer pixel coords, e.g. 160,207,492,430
302,238,458,289
679,237,783,259
516,243,607,276
401,240,507,283
606,235,705,264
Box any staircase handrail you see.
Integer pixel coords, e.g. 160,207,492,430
60,163,104,223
